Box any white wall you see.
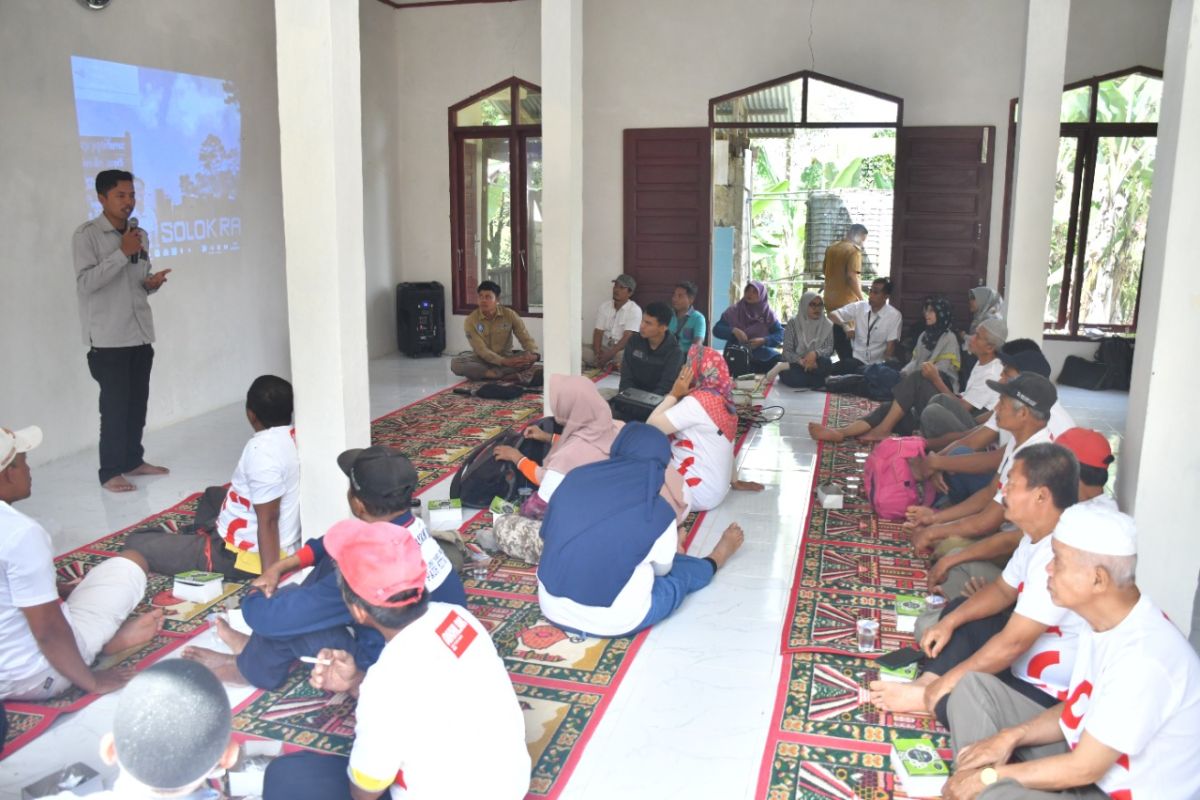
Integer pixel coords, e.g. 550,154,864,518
0,0,288,465
373,0,1168,345
364,0,542,355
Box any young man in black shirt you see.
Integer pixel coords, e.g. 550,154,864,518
619,301,685,396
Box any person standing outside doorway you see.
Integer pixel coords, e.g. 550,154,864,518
73,170,171,492
823,223,868,311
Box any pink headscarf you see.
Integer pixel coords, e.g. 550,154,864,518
687,344,738,441
542,375,623,474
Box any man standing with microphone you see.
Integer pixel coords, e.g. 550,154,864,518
74,170,171,492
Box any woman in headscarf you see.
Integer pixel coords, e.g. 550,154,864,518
712,280,785,373
536,422,745,638
778,291,836,389
809,296,962,443
491,375,623,563
968,286,1005,334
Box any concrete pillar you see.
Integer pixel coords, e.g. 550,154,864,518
1004,0,1070,342
1120,0,1200,632
540,0,584,411
275,0,370,538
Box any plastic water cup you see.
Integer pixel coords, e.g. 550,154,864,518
856,618,880,652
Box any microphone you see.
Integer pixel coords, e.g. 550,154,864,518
128,217,139,263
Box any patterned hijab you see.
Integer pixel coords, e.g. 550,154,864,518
719,280,779,339
969,286,1005,332
921,296,955,351
687,343,737,441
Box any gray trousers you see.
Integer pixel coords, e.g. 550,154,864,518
450,352,533,381
581,344,623,369
947,673,1108,799
920,394,981,440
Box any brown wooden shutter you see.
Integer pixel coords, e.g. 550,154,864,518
891,126,996,330
623,128,712,329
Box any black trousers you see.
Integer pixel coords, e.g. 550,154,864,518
86,344,154,484
778,356,833,388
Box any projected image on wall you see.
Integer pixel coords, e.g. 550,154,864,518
71,56,242,260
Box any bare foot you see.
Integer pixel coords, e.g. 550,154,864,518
731,479,765,492
183,646,248,686
867,679,930,713
102,475,137,493
808,422,845,443
214,616,250,655
707,523,745,569
125,462,169,476
102,609,163,654
859,427,892,442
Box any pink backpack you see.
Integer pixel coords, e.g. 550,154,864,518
863,436,935,520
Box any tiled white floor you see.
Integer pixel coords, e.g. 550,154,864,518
1,359,1127,799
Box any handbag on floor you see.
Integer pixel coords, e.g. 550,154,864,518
723,343,754,378
449,418,555,508
863,436,935,520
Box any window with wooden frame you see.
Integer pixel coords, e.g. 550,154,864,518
449,77,542,315
999,67,1161,337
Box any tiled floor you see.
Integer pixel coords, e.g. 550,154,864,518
0,357,1127,799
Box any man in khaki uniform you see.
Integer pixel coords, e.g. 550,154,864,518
451,280,540,381
822,223,868,311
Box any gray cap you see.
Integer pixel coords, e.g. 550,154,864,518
613,274,637,292
977,317,1008,343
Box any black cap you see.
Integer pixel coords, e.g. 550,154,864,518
997,343,1051,378
337,446,418,508
986,373,1057,416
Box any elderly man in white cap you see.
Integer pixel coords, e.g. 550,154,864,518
0,426,161,700
941,503,1200,800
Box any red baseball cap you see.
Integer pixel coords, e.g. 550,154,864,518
324,519,427,607
1056,427,1114,469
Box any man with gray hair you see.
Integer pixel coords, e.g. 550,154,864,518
920,317,1008,441
941,504,1200,800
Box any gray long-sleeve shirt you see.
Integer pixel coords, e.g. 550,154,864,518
73,214,156,348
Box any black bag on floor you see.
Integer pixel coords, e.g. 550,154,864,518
1058,355,1109,390
724,343,753,378
824,374,865,395
610,388,664,422
1096,336,1134,390
449,418,556,508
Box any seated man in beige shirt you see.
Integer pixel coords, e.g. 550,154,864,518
451,280,540,381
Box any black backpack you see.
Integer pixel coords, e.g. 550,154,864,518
449,418,556,508
724,343,753,378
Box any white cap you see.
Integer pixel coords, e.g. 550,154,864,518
1053,501,1137,556
0,426,42,471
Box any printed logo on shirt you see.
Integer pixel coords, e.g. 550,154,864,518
1060,679,1093,731
435,610,477,658
477,323,485,333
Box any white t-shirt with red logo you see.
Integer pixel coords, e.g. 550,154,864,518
1058,595,1200,800
993,426,1055,504
999,531,1085,699
216,426,301,557
664,396,734,512
349,602,530,799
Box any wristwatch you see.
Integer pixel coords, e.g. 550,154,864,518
980,767,999,786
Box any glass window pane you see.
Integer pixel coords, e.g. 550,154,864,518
713,77,803,125
806,78,900,124
1077,135,1156,327
1095,73,1162,123
460,138,511,306
518,86,541,124
1060,85,1091,123
456,87,512,127
525,137,542,310
1045,138,1079,325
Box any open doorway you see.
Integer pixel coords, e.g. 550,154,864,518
710,72,901,336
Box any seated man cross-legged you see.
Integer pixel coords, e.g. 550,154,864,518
183,446,465,689
941,504,1200,800
450,280,540,383
124,375,300,579
262,519,530,800
583,273,641,370
871,443,1085,726
0,426,162,701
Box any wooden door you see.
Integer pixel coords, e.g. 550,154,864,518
623,128,712,329
891,126,995,330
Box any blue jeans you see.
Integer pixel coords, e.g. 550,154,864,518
944,445,994,506
624,555,717,637
263,752,352,800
